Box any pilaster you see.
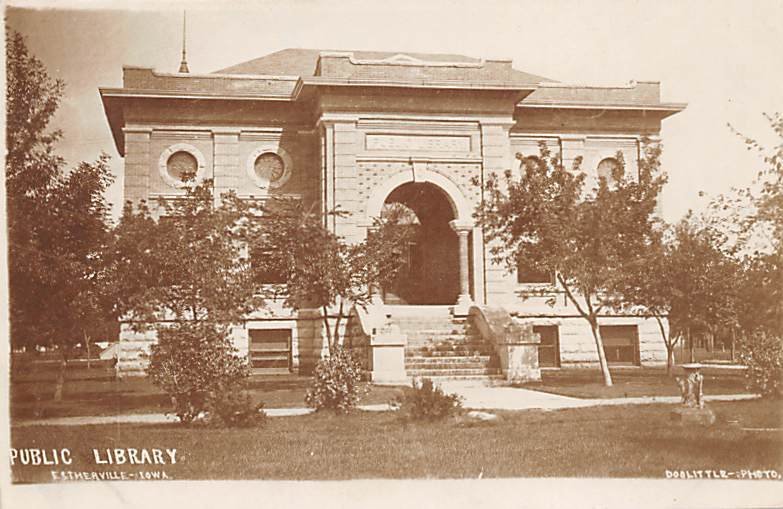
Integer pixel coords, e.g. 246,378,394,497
212,128,241,201
480,120,516,307
123,127,152,204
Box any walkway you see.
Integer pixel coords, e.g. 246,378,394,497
438,381,758,411
12,387,759,427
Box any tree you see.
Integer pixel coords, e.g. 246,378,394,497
110,182,265,423
620,215,741,374
256,200,413,354
110,183,263,325
476,142,666,386
6,31,115,398
708,113,783,394
726,113,783,336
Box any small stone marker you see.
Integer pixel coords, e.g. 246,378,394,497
671,363,716,426
467,410,498,421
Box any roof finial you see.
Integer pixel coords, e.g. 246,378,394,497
178,11,189,73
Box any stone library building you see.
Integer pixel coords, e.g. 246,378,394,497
100,48,684,383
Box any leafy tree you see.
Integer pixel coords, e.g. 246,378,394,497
110,182,265,423
110,183,263,324
476,142,666,386
6,31,115,398
256,200,413,353
620,215,741,374
727,113,783,336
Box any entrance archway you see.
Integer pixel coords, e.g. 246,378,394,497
363,167,477,312
381,182,459,305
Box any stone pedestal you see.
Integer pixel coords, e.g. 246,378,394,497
369,331,408,385
502,342,542,383
671,363,715,426
670,406,716,426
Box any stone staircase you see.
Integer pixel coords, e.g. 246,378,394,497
387,306,502,382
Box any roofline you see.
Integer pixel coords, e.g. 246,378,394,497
536,80,661,90
301,77,537,92
121,66,301,82
99,87,298,102
317,50,510,68
517,101,688,112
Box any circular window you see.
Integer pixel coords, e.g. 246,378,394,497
254,153,285,183
246,147,292,190
597,157,622,183
167,151,198,182
158,143,206,189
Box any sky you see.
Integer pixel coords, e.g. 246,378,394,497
5,0,782,222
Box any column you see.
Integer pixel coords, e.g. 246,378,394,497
450,219,474,316
366,225,385,307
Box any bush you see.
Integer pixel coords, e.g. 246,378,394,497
394,378,463,421
740,332,783,398
305,347,366,413
205,387,266,428
147,321,250,424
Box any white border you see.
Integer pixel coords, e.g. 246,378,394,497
157,143,207,189
246,146,293,190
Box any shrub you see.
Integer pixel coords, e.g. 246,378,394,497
147,321,250,424
740,332,783,398
305,347,366,413
205,387,266,428
394,378,463,421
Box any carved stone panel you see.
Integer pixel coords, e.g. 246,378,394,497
365,134,471,153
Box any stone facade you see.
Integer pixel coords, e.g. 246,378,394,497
100,49,684,377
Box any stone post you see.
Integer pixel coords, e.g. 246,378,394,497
450,219,474,316
369,330,408,385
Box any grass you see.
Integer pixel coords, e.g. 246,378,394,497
11,374,405,420
11,399,782,482
519,367,749,399
12,366,752,419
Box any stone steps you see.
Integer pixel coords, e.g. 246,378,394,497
386,308,500,382
406,367,501,377
404,329,467,339
406,345,495,357
406,359,493,370
407,374,505,383
396,322,466,334
406,355,492,364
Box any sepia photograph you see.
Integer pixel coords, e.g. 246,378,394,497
1,0,782,507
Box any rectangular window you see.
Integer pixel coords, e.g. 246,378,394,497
599,325,640,365
249,329,291,374
251,246,287,284
534,325,560,368
517,263,554,284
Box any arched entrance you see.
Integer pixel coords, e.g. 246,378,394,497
381,182,459,305
363,167,477,313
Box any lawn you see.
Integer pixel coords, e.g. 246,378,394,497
12,366,752,420
519,367,749,399
11,399,782,482
11,374,405,420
